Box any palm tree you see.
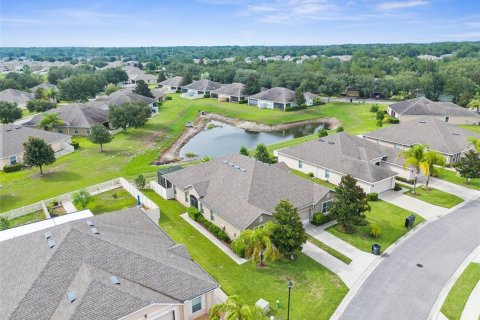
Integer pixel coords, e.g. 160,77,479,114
400,144,428,194
469,137,480,152
419,150,446,189
209,295,267,320
39,113,64,131
241,223,278,267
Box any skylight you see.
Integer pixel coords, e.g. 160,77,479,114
67,291,77,303
110,275,120,285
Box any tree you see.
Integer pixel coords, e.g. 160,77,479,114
135,174,146,189
72,189,92,209
235,223,278,267
254,143,270,163
58,74,105,101
370,104,379,113
420,72,444,101
295,88,306,106
104,83,119,95
319,76,345,102
400,144,427,194
23,136,56,175
39,113,64,131
99,67,128,84
209,295,267,320
109,102,151,131
133,80,154,98
245,74,261,95
318,128,328,138
329,175,370,229
34,87,46,100
420,150,446,189
157,70,166,83
239,146,249,156
26,99,56,113
181,71,192,86
0,101,22,123
376,110,385,122
271,199,307,256
469,137,480,152
455,150,480,183
88,124,113,152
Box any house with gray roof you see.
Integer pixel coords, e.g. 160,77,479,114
159,76,184,92
0,207,218,320
23,104,110,136
87,89,159,114
387,97,480,125
210,83,248,102
181,79,223,99
0,123,72,169
157,154,332,239
363,117,480,164
123,65,157,85
247,87,296,111
275,132,406,194
30,82,57,92
303,92,318,106
0,88,34,109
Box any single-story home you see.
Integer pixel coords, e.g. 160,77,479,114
303,92,318,106
159,76,184,93
275,132,407,194
345,87,360,99
30,82,57,92
87,89,159,114
157,154,333,239
0,123,72,169
363,117,480,164
0,208,219,320
247,87,296,111
0,88,34,109
387,97,480,125
123,65,157,85
210,83,248,102
181,79,223,98
23,104,110,136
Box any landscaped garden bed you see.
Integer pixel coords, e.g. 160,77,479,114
47,200,67,217
87,188,137,215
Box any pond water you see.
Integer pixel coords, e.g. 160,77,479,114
179,120,323,159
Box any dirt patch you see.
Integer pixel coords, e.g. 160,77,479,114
142,130,164,148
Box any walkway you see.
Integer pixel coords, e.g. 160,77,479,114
62,201,77,213
304,223,376,288
429,177,480,201
180,213,248,265
461,280,480,320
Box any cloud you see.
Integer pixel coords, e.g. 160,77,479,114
377,1,429,10
243,0,333,23
447,32,480,39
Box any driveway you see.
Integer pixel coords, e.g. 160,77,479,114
338,198,480,320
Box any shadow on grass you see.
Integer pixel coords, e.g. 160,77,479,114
31,170,82,182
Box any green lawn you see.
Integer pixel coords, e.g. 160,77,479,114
22,109,39,118
404,186,463,208
143,189,348,320
8,210,46,228
327,200,424,253
87,188,137,215
436,168,480,191
460,124,480,134
441,263,480,320
291,169,336,190
307,236,352,265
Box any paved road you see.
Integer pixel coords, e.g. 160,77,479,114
339,198,480,320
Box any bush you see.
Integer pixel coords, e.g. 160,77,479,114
367,193,379,201
394,183,402,191
311,212,333,226
388,117,400,124
185,152,197,158
285,105,307,112
370,105,379,113
187,207,231,243
336,126,344,132
308,172,314,177
187,207,202,220
3,163,22,173
204,93,210,98
318,128,328,138
70,141,80,149
166,96,173,100
231,237,246,258
238,100,247,104
396,177,414,185
370,224,382,238
335,224,356,234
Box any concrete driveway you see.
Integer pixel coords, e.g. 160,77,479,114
337,198,480,320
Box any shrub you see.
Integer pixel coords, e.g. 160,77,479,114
0,217,10,230
112,192,118,199
388,117,400,124
367,193,379,201
394,183,402,191
3,163,22,173
238,100,247,104
185,152,197,158
187,207,231,243
370,224,382,238
285,105,307,112
336,126,344,132
204,93,210,98
166,96,173,100
308,172,314,177
318,128,328,138
335,224,356,234
134,174,146,189
70,141,80,149
201,156,211,162
370,105,379,113
353,216,369,226
187,207,202,220
396,177,414,185
311,212,333,226
231,237,246,257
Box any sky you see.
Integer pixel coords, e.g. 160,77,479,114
1,0,479,47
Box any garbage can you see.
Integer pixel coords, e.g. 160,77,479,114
372,244,381,255
405,215,416,228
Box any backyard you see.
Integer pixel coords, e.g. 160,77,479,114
142,189,348,320
87,188,137,215
7,210,46,228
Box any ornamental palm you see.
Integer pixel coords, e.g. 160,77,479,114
469,137,480,152
400,144,428,194
209,295,267,320
420,150,446,189
39,113,64,131
242,222,279,267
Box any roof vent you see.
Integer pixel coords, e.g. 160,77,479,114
328,142,335,145
44,231,52,239
234,165,240,169
91,227,99,234
222,160,229,164
228,162,234,166
14,126,21,129
319,139,325,142
47,238,56,249
5,128,12,132
86,220,94,226
419,121,427,124
240,168,247,172
67,291,77,303
110,275,120,285
452,132,460,136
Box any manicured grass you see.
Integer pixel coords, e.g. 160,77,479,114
405,186,463,208
143,189,348,320
21,109,38,118
441,263,480,320
8,210,46,228
87,188,137,215
436,167,480,191
460,124,480,134
327,200,424,253
307,236,352,265
291,169,336,190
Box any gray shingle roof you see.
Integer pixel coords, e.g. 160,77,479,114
211,83,248,97
159,76,183,87
163,154,330,230
182,79,223,92
389,97,480,117
0,124,70,158
0,208,218,320
277,132,399,183
0,89,34,108
248,87,295,104
303,92,318,100
24,104,109,129
363,117,480,155
86,89,156,108
30,83,57,92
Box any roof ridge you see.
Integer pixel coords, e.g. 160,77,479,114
402,96,428,114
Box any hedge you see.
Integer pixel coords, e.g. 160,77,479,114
388,117,400,124
70,141,80,149
394,183,402,191
204,94,211,98
187,207,231,243
238,100,247,104
367,193,379,201
166,96,173,100
311,212,334,226
3,163,22,173
396,176,415,185
285,105,307,112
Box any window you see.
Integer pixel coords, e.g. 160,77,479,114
445,116,450,123
210,210,214,221
9,156,17,165
191,296,202,313
86,130,90,134
200,203,204,213
325,169,330,179
394,144,401,149
57,129,63,133
185,192,189,204
298,160,303,169
74,128,79,134
322,201,332,213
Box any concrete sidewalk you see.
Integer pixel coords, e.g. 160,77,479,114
461,280,480,320
62,201,77,213
429,178,480,201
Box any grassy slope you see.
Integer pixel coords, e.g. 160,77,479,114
88,188,137,214
143,190,348,320
436,168,480,191
405,187,464,208
441,263,480,320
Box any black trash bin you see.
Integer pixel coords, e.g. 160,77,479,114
372,244,381,255
405,215,416,228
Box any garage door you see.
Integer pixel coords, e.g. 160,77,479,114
299,208,311,224
156,310,175,320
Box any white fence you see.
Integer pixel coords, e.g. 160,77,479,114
119,178,159,217
0,202,43,220
55,143,75,158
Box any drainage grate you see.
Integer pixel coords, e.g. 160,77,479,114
416,263,423,268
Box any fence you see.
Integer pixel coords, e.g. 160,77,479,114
0,202,43,220
55,143,75,158
119,178,159,217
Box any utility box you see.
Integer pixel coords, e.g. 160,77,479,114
256,298,270,314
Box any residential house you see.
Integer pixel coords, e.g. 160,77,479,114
157,154,332,239
123,65,157,85
247,87,296,111
0,123,72,169
210,83,248,102
0,88,34,109
387,97,480,125
30,82,57,92
303,92,318,106
345,87,359,99
158,76,184,93
181,79,223,98
87,89,159,114
275,132,405,194
23,104,110,136
363,117,480,164
0,208,219,320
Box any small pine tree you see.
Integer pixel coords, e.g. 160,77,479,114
72,189,92,209
271,199,308,256
239,146,249,156
23,136,56,175
88,124,113,152
295,88,306,106
254,143,270,163
135,174,146,189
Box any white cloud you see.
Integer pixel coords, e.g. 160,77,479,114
448,32,480,39
377,1,429,10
